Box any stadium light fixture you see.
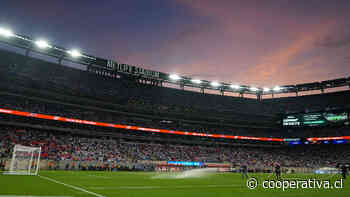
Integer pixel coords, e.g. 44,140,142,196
169,74,181,80
230,84,240,89
273,86,282,91
68,49,82,58
0,27,14,37
263,87,270,92
250,87,258,91
211,81,220,87
35,40,50,49
191,79,201,84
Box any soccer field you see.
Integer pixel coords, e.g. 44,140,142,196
0,171,349,197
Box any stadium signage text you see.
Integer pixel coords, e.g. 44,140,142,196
107,60,160,78
167,161,204,166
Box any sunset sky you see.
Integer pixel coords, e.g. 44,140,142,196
1,0,350,87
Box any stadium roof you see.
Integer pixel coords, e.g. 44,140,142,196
1,26,349,98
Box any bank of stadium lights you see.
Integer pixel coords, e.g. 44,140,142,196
249,87,258,91
67,49,82,58
0,27,14,37
263,87,270,92
35,40,51,49
273,86,282,91
211,81,220,87
191,79,201,84
169,74,181,80
230,84,240,89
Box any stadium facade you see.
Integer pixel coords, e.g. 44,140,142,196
0,27,350,173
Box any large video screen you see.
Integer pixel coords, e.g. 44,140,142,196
283,111,348,127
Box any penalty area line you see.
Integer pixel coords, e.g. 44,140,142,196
38,175,105,197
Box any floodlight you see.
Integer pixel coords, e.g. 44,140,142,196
273,86,281,91
169,74,181,80
230,84,240,89
263,87,270,92
68,49,82,58
0,27,13,37
191,79,201,84
35,40,50,49
211,81,220,87
250,87,258,91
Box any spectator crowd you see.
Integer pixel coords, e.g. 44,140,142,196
1,127,349,170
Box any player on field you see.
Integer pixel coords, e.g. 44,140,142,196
341,164,348,179
275,163,281,179
0,160,5,171
241,164,248,179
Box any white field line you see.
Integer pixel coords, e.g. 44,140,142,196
0,196,73,197
38,175,105,197
89,184,242,190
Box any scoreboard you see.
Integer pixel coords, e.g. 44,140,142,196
283,111,348,127
283,115,301,126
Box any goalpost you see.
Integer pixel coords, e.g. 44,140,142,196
4,144,41,175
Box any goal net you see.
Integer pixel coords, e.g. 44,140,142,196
4,144,41,175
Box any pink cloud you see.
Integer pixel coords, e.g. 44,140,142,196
241,22,336,86
123,1,346,87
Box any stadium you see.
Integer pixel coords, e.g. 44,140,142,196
1,1,350,197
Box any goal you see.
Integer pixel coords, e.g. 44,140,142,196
4,144,41,175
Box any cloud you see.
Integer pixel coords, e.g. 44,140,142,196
315,27,350,48
124,1,345,86
183,73,236,80
345,56,350,62
241,22,335,85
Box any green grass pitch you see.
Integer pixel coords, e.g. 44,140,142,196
0,170,349,197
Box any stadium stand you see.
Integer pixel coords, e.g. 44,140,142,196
0,45,350,172
1,126,350,170
1,49,349,123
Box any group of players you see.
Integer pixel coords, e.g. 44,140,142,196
240,163,348,180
